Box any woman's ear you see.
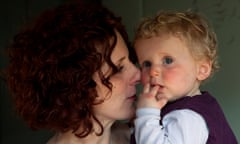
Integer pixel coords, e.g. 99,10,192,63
197,60,212,81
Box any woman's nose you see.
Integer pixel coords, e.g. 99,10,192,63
132,64,141,85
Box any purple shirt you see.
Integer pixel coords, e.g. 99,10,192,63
160,91,237,144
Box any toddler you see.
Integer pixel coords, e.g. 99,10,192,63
133,10,238,144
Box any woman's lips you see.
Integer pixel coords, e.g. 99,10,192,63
127,95,136,101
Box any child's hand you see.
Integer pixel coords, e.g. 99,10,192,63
137,83,168,109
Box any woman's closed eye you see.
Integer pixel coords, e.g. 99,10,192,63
117,65,124,72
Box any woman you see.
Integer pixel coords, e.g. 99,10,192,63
6,1,140,144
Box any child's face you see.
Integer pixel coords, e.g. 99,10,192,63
135,35,209,101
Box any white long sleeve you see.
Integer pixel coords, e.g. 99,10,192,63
134,108,209,144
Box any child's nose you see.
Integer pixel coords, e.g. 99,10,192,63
150,65,160,77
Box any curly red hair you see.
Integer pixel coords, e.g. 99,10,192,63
6,1,135,137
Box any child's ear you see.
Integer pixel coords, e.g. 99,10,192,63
197,60,212,81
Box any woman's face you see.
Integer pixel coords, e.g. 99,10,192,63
93,32,140,122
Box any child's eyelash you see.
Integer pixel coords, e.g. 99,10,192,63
163,57,173,65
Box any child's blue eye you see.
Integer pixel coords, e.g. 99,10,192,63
142,61,151,68
163,57,173,65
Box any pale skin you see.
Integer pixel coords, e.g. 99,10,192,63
47,32,140,144
134,35,212,109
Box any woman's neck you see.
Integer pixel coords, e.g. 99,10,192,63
48,129,111,144
47,120,114,144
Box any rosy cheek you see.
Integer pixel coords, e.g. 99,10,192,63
163,70,176,83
